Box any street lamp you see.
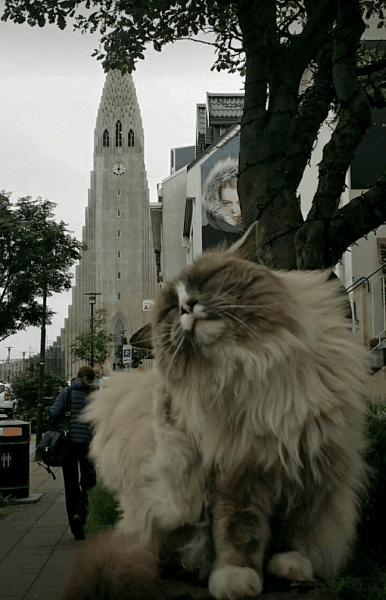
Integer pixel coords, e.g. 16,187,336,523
83,292,101,368
6,347,12,383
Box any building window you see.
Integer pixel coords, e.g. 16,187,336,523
103,129,110,147
114,319,125,366
115,120,122,147
128,129,134,147
117,230,121,237
118,272,121,280
117,210,121,217
117,251,121,259
117,189,121,196
118,293,121,301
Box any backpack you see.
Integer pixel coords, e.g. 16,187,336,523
35,387,71,479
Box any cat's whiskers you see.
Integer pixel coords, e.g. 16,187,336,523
153,338,170,348
152,329,172,341
188,334,197,357
155,336,174,356
221,310,247,328
132,336,154,346
216,300,285,310
211,281,241,303
154,337,173,364
211,279,229,301
166,335,185,378
211,312,234,329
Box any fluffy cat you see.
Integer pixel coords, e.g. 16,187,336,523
60,224,369,600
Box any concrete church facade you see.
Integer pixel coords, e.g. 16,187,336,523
59,70,157,378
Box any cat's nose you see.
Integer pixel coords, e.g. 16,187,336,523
181,298,198,314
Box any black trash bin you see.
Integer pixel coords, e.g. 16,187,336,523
0,419,30,499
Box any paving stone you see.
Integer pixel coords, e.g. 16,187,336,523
24,587,58,600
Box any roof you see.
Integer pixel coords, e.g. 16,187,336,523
207,93,244,124
196,104,207,137
188,123,241,171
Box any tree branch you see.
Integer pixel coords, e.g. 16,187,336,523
237,0,275,129
284,40,335,192
357,57,386,76
288,0,336,79
328,172,386,261
306,0,371,223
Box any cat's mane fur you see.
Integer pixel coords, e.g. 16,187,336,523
60,224,369,600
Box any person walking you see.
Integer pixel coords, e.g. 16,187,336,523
49,366,97,540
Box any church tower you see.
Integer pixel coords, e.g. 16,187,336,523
60,70,157,377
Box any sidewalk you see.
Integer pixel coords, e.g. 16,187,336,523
0,436,83,599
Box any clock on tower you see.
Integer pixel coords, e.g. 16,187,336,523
112,162,126,175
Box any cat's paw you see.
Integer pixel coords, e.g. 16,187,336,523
209,565,263,599
267,551,313,581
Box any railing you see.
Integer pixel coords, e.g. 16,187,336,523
345,265,385,294
346,265,386,350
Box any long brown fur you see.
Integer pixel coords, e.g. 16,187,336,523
60,224,369,600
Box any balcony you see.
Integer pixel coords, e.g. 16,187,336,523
346,265,386,370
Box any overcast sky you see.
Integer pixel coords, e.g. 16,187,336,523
0,4,244,362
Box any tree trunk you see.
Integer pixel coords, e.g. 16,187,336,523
237,0,337,270
295,0,372,269
235,0,385,271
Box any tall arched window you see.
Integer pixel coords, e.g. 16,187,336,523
128,129,135,147
114,319,125,364
102,129,110,147
115,121,122,147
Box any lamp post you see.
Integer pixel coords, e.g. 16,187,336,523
36,282,47,447
6,347,12,383
83,292,101,368
119,328,126,370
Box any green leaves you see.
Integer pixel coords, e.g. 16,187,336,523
1,0,244,74
0,192,84,341
70,308,114,369
12,360,67,430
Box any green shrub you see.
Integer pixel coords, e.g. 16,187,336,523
0,493,19,517
11,360,67,432
85,483,121,538
356,400,386,554
328,399,386,599
329,573,386,600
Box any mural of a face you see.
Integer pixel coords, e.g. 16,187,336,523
202,157,244,235
220,177,241,223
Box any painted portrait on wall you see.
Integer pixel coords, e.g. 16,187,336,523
201,137,244,249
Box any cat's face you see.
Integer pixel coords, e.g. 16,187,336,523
152,248,298,376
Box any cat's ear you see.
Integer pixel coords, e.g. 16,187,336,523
129,322,153,352
228,222,261,264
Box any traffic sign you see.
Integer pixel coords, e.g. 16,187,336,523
122,344,132,365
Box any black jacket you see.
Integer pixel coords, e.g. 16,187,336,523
50,377,93,445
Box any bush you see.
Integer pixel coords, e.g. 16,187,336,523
85,483,121,538
329,399,386,599
329,573,386,600
0,493,19,517
356,400,386,555
11,359,67,432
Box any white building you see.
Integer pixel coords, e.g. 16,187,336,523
151,93,244,283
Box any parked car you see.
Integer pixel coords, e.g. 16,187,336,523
0,383,16,418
